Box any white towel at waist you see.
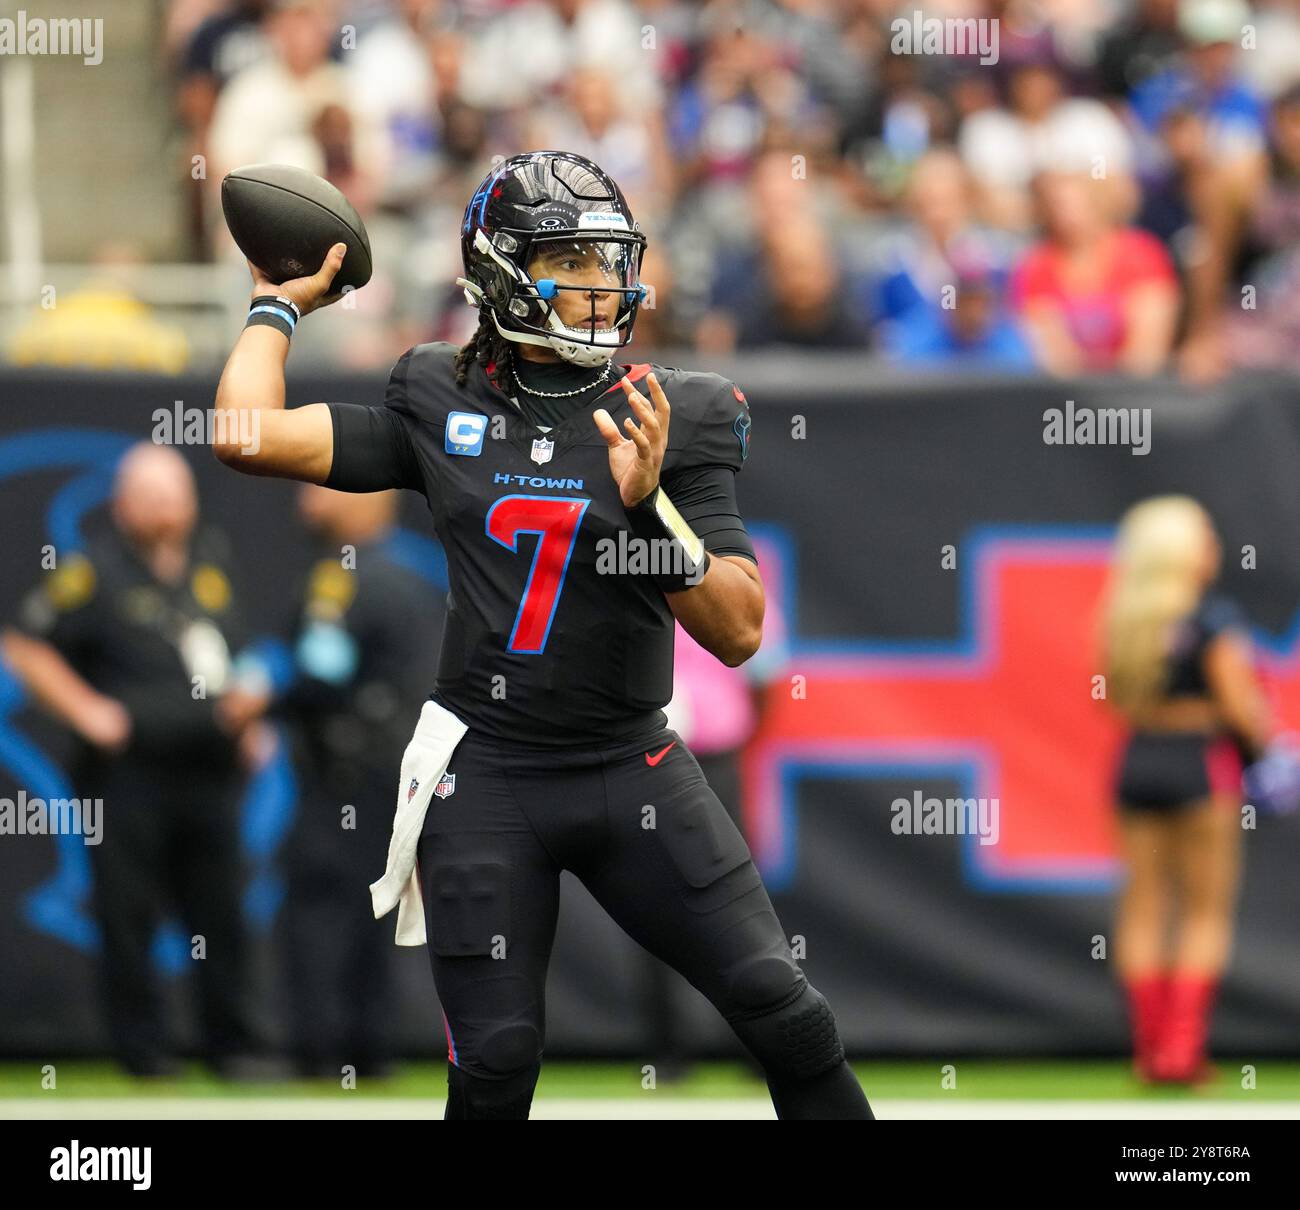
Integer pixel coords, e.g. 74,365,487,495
369,698,468,945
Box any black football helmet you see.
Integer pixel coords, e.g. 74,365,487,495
457,150,648,367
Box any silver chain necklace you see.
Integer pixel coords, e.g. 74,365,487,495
511,360,613,398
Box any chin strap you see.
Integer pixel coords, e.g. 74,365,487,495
485,304,616,368
457,267,623,367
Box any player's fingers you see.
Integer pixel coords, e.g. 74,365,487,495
627,390,661,438
621,379,661,439
645,372,671,424
311,242,347,291
248,262,285,299
623,415,652,456
620,376,651,415
593,408,625,448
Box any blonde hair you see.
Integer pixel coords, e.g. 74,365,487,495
1101,495,1215,715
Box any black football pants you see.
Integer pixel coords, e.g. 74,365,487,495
416,726,874,1120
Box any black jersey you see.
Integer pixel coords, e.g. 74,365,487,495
16,526,246,771
324,342,755,748
1164,592,1248,698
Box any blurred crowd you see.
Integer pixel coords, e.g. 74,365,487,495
149,0,1300,376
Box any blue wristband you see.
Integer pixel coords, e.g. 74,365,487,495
246,295,300,339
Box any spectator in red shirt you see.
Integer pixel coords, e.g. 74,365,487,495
1012,171,1180,375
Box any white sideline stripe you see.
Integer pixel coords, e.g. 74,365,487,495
1,1098,1299,1120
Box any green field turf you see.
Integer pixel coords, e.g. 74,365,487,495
2,1060,1299,1101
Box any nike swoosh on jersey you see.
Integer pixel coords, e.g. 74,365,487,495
645,742,676,766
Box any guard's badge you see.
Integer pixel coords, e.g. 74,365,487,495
191,563,231,613
733,409,751,462
434,772,456,799
307,559,356,621
47,554,96,611
407,777,420,803
530,437,554,466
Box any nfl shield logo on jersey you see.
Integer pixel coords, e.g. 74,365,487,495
407,777,419,803
434,772,456,799
530,438,554,466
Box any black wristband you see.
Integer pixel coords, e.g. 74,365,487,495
246,294,300,340
623,485,712,591
250,293,301,321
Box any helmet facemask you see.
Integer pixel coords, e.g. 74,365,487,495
459,227,648,368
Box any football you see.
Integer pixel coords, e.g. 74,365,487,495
220,163,373,295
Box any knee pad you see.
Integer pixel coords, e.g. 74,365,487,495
480,1022,542,1075
727,979,846,1081
727,952,804,1010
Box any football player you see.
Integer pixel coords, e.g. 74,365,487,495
213,150,874,1120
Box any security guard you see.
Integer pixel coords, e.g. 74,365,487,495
221,485,442,1078
3,443,257,1077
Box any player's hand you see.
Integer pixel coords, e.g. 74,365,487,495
593,372,670,508
246,242,347,316
77,694,132,754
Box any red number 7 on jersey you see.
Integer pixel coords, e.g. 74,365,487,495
486,494,591,654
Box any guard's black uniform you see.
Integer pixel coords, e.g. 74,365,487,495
17,526,255,1074
276,537,442,1075
324,343,872,1119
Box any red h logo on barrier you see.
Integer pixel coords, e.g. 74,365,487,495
745,530,1300,892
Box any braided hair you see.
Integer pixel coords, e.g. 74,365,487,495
454,310,516,390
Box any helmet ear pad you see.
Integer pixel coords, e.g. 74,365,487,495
473,229,529,317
